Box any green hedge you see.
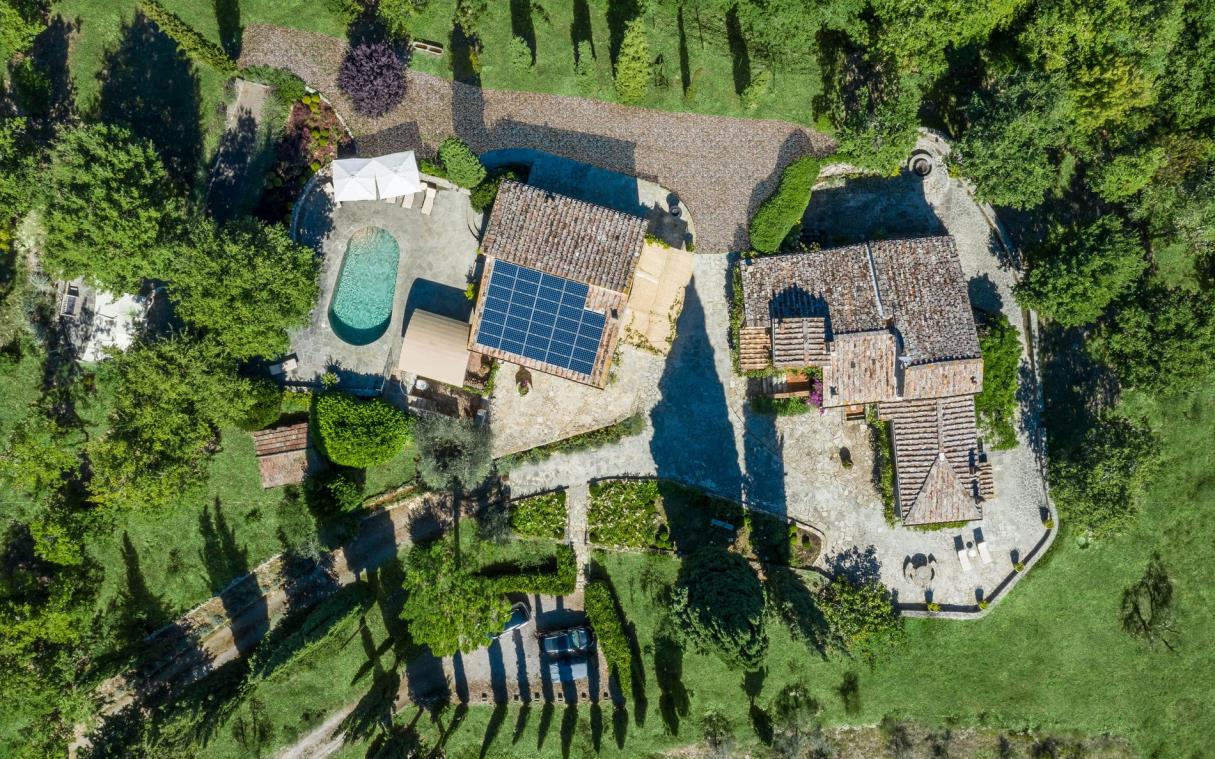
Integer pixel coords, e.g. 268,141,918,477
584,580,632,695
498,413,646,470
438,137,487,188
749,396,812,416
748,156,821,254
481,544,577,595
867,408,896,524
138,0,237,76
313,391,413,468
510,490,568,539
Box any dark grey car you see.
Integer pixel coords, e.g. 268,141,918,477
539,626,595,658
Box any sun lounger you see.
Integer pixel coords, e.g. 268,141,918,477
956,543,972,572
977,539,993,565
402,192,415,209
420,186,436,215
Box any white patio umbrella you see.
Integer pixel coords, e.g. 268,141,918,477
331,158,379,202
372,151,423,199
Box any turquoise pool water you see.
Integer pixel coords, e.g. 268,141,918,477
328,227,400,345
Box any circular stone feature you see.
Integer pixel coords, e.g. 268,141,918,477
328,226,400,345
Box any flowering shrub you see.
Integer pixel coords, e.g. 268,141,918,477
338,41,407,117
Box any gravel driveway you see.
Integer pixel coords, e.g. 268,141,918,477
239,24,834,253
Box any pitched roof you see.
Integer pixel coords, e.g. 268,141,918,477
903,453,982,525
250,421,323,488
739,236,981,366
879,396,992,524
481,181,647,293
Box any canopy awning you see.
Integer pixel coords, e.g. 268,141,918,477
372,151,423,198
331,158,378,202
398,310,472,387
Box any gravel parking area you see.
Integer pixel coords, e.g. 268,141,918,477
239,24,834,253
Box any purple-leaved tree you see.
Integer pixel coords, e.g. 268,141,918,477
337,40,408,117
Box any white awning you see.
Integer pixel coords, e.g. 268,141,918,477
372,151,423,199
398,310,472,387
331,158,378,202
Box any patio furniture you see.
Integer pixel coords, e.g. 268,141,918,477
402,192,415,209
912,563,934,587
976,537,993,565
420,186,436,215
955,537,973,572
61,285,80,317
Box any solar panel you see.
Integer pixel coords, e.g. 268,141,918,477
474,261,608,378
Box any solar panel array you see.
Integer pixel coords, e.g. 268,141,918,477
475,260,607,377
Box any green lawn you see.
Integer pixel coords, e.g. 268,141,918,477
406,0,822,125
324,383,1215,758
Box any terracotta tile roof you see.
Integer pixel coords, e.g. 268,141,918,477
482,181,647,293
739,236,981,366
822,331,899,405
252,421,310,456
771,316,829,367
250,421,323,488
879,396,991,525
868,237,980,365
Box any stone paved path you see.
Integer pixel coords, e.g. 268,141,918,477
565,482,590,590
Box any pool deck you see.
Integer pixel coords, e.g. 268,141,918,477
286,185,481,393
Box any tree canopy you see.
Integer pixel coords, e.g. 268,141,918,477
399,538,511,656
671,547,768,671
87,336,251,509
818,575,903,662
42,124,180,293
168,218,318,360
414,414,492,491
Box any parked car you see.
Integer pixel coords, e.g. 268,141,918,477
496,602,531,638
548,656,590,683
539,626,595,658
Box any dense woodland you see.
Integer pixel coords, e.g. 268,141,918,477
1,0,1214,755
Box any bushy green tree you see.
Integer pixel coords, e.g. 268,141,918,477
42,124,179,292
169,218,319,360
1051,414,1160,535
671,547,767,670
437,136,486,189
953,73,1067,210
400,538,511,656
974,312,1022,450
1091,146,1167,201
748,155,820,253
818,575,903,662
88,336,252,509
313,391,412,468
0,0,46,62
613,18,650,105
1015,218,1147,326
0,415,79,496
414,414,491,491
1091,286,1215,392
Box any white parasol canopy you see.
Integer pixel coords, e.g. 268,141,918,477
372,151,423,199
331,158,379,202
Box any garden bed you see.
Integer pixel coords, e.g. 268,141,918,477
587,478,820,568
255,94,351,223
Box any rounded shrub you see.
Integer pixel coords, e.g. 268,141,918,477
238,379,285,431
313,391,412,468
438,137,487,189
337,40,407,117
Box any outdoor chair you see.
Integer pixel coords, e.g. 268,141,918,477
977,539,994,565
420,186,436,215
402,192,415,209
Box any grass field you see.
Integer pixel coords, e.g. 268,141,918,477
286,384,1215,758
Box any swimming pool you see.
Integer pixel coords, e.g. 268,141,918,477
328,227,400,345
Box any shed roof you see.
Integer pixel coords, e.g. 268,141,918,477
481,181,647,293
398,310,472,387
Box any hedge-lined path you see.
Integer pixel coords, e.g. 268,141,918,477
71,491,445,757
238,24,834,253
565,482,591,589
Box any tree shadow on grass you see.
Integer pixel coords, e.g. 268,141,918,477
655,635,690,735
725,6,750,96
207,108,269,224
21,15,77,137
117,531,172,640
606,0,641,67
560,704,578,759
571,0,594,59
677,6,691,95
97,10,203,190
510,0,537,63
214,0,242,58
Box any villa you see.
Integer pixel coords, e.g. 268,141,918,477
738,236,994,526
466,181,649,388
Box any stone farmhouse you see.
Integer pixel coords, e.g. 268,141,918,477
738,236,994,526
467,181,648,388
